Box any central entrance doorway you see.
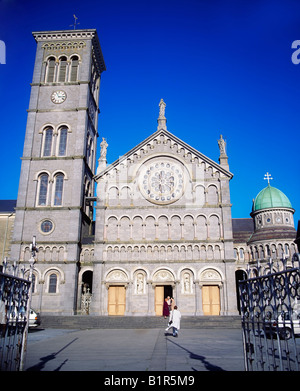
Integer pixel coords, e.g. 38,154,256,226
202,285,220,315
155,285,173,316
108,286,126,316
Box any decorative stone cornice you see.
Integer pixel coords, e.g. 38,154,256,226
42,41,86,51
32,29,98,42
27,107,88,113
21,156,86,161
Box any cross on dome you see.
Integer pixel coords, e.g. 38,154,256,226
264,172,273,185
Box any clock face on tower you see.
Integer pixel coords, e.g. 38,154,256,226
51,90,67,104
139,159,185,204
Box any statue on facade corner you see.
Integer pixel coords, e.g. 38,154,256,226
218,134,227,156
159,99,166,118
100,137,108,159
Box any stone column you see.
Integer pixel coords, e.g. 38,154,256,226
198,283,204,316
194,280,200,316
220,284,226,315
148,283,156,315
125,282,132,315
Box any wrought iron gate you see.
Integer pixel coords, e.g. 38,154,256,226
239,254,300,371
0,237,37,371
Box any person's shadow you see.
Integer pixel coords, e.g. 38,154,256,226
165,333,225,371
26,338,78,371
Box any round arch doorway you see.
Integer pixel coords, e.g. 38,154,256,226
82,270,93,294
79,270,93,315
154,285,173,316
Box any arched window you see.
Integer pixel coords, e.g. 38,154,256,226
271,244,276,259
32,274,36,293
86,134,91,160
58,56,68,82
38,174,49,206
43,127,53,156
84,181,91,216
285,244,290,256
70,55,79,81
89,139,94,167
58,127,68,156
278,244,284,258
54,174,64,206
233,248,238,259
49,273,57,293
46,57,56,83
259,246,264,259
239,248,244,260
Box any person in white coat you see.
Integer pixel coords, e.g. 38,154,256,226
165,305,181,337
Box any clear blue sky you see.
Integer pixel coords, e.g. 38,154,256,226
0,0,299,225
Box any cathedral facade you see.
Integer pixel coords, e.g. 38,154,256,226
8,29,297,317
91,111,236,316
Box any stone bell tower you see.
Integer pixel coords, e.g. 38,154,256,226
10,29,106,315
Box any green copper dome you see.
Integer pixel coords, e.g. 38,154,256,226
252,185,293,212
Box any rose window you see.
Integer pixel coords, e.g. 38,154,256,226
139,160,184,204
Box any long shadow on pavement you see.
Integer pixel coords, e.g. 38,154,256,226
26,338,78,371
165,333,225,371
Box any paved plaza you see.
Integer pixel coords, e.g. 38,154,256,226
24,327,245,372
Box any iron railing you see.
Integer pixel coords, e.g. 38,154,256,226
0,237,37,371
239,254,300,371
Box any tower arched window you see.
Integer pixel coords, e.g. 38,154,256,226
84,180,91,216
58,127,68,156
58,56,68,82
46,57,56,83
233,248,238,259
70,55,79,81
54,173,64,206
32,274,36,293
38,174,49,206
49,273,57,293
86,134,92,163
43,127,53,156
89,139,94,168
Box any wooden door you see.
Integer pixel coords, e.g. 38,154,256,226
155,286,164,316
202,285,220,315
108,286,126,315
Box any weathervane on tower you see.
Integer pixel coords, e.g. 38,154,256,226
264,172,273,185
70,15,80,30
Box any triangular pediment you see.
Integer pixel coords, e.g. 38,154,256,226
95,129,233,180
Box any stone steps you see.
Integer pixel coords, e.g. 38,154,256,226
39,315,242,329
